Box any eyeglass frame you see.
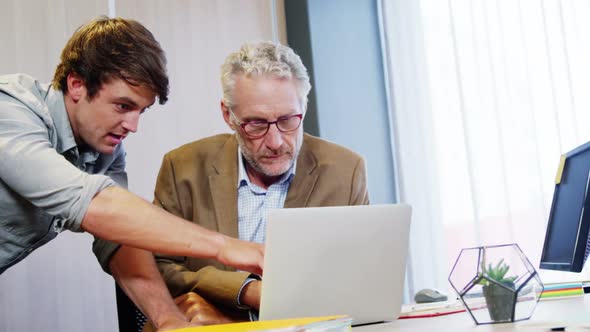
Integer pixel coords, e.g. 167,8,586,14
228,108,304,138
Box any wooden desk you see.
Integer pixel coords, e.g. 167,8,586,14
355,295,590,331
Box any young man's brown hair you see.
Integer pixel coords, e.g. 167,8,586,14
53,16,169,104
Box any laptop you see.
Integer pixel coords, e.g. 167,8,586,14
259,204,412,325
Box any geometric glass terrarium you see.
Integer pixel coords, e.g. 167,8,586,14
448,243,544,324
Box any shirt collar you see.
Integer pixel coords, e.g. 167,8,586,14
45,85,77,154
237,145,296,189
46,85,100,163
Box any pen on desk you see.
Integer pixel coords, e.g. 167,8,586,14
550,327,566,331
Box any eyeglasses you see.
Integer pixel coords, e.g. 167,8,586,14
229,108,303,138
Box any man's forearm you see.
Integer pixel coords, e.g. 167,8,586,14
110,246,188,330
83,186,224,258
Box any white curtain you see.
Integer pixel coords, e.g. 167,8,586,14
381,0,590,298
0,1,284,331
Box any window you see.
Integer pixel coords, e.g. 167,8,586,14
381,0,590,295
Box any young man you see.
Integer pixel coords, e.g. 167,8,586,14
149,41,369,326
0,17,263,331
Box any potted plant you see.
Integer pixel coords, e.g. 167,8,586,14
449,244,544,325
479,258,517,322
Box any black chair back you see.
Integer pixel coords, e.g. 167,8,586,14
115,284,148,332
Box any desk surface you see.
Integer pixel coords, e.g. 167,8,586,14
355,295,590,331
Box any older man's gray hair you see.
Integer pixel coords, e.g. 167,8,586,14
221,41,312,111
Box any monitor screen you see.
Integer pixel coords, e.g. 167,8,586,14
540,141,590,273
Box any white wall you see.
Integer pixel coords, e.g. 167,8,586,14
118,0,287,200
0,1,285,331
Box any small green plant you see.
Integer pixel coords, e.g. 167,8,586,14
479,256,518,322
479,258,517,287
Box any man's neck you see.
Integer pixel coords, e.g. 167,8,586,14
63,93,82,145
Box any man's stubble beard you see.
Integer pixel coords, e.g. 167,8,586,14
236,130,303,178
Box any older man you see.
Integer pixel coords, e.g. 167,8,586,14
151,41,369,325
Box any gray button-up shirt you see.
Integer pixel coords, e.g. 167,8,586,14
0,74,122,274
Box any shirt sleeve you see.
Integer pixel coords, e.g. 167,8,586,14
0,98,115,233
236,275,262,308
92,147,127,273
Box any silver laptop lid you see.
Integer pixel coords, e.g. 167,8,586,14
259,204,412,325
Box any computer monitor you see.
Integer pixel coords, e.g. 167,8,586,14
540,141,590,272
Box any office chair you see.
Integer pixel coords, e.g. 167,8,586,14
116,284,148,332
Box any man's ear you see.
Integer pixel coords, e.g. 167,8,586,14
221,101,235,130
66,73,86,102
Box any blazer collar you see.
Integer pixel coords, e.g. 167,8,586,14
209,135,240,239
208,134,320,237
285,134,319,208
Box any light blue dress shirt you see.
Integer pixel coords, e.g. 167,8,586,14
235,147,295,318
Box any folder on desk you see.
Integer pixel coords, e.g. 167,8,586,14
540,282,584,300
168,315,352,332
399,300,466,319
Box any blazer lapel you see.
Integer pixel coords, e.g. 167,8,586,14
285,135,319,208
209,135,239,239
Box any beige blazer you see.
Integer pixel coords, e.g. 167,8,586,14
153,133,369,313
